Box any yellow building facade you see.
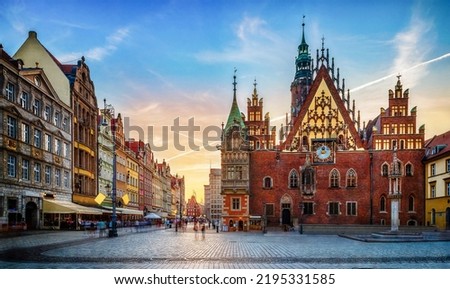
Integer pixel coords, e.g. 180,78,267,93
424,130,450,230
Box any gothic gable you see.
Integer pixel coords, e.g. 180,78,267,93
282,66,363,151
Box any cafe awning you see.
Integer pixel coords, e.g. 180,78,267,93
101,206,143,215
43,199,103,215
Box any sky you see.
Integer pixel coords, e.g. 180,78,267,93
1,0,449,202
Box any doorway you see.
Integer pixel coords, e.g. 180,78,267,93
25,201,38,229
282,208,291,225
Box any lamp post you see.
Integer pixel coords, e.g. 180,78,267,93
299,202,304,235
175,201,179,232
263,202,267,234
103,98,117,237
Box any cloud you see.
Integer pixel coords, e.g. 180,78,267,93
195,16,284,64
86,27,130,61
1,1,27,34
57,27,131,62
389,8,432,85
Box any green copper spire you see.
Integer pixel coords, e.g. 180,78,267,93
295,15,312,80
225,68,246,132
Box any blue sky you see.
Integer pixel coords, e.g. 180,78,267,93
1,0,449,199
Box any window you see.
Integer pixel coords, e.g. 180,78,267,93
235,166,243,179
55,169,61,186
430,164,436,176
382,164,389,176
446,182,450,197
301,166,315,194
44,106,51,121
45,134,52,152
447,159,450,173
330,169,340,188
232,198,240,210
34,163,41,183
7,116,18,139
33,99,41,116
21,123,30,144
54,138,62,155
264,203,274,216
227,166,234,179
346,169,357,187
45,165,52,184
289,170,299,188
6,82,15,102
408,195,415,212
7,155,17,177
430,184,436,198
64,171,70,188
64,142,70,158
34,129,42,148
380,196,386,212
303,202,314,215
22,159,30,181
54,111,60,127
328,202,339,215
63,117,69,132
263,176,272,189
405,164,413,176
346,202,357,216
20,92,30,109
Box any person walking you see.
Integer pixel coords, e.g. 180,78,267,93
194,221,199,240
201,223,206,240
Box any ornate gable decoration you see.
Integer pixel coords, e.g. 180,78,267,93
283,66,363,154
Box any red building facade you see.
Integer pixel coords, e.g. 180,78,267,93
221,21,425,229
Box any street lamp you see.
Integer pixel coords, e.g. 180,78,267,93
175,201,179,232
263,202,267,234
299,202,304,235
103,98,118,237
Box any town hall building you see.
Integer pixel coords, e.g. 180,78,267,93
220,21,425,231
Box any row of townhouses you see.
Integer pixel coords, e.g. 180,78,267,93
0,31,184,231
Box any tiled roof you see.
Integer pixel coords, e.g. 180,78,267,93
424,130,450,160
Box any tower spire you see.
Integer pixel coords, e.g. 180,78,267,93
301,15,306,47
225,68,245,132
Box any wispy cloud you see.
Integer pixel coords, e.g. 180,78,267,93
195,16,283,64
86,27,130,61
57,27,131,62
389,8,432,84
1,1,27,34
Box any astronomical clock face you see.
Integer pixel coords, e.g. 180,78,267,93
313,141,335,163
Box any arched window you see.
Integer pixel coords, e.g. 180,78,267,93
380,196,386,212
408,195,415,212
346,169,357,187
329,169,340,188
301,166,315,195
405,163,413,176
263,176,272,189
302,136,309,151
382,164,389,176
289,170,299,188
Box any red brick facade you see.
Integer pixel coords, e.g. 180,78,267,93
221,23,425,230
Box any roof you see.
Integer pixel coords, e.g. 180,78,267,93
423,130,450,161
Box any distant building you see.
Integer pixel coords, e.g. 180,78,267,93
423,130,450,230
204,168,221,223
186,195,202,219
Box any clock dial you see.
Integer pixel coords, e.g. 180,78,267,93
316,144,331,160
